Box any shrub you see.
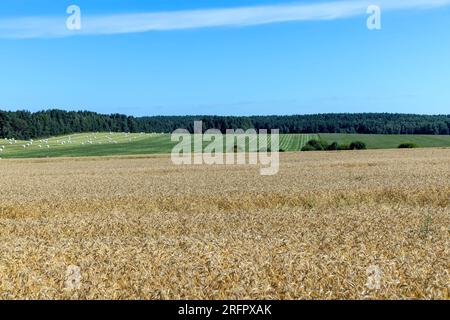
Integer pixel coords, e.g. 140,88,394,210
301,145,317,152
349,141,367,150
306,139,325,151
326,142,339,151
398,143,418,149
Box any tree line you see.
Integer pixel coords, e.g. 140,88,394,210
1,109,449,140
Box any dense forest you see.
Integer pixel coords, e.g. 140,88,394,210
1,109,449,140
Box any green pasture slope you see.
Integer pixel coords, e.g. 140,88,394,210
319,133,450,149
0,133,172,159
0,132,449,159
0,133,318,159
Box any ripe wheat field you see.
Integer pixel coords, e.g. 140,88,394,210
0,149,448,299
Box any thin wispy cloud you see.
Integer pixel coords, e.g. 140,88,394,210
1,0,450,38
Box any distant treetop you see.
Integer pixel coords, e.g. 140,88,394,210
0,109,449,140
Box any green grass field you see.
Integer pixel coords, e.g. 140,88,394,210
0,132,449,159
319,133,450,149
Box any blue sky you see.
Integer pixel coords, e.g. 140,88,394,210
0,0,449,116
